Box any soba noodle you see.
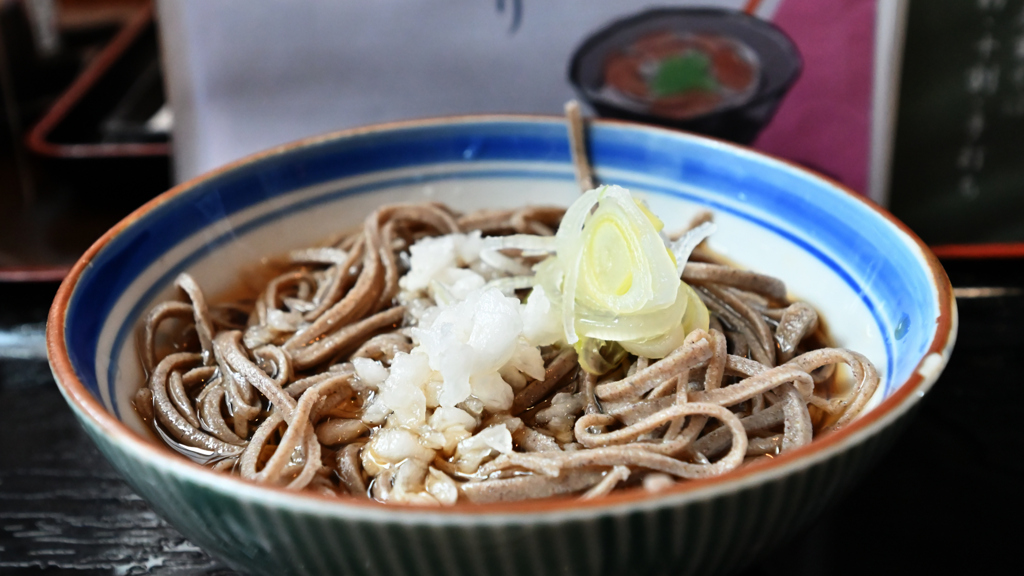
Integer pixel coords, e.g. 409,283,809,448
134,191,879,505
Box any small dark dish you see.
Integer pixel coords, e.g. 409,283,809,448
569,8,802,144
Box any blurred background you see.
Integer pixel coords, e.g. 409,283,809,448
0,0,160,278
0,0,1020,574
1,0,1021,278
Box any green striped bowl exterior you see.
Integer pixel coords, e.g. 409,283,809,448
48,117,955,576
72,398,913,576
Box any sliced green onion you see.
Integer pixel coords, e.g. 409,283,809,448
670,222,717,277
574,337,628,375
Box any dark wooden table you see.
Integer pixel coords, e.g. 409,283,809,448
1,258,1019,575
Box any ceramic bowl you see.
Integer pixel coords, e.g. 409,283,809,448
568,8,802,144
47,116,956,576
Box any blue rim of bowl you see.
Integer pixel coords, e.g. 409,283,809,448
46,114,956,518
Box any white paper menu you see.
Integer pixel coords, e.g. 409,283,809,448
157,0,786,182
